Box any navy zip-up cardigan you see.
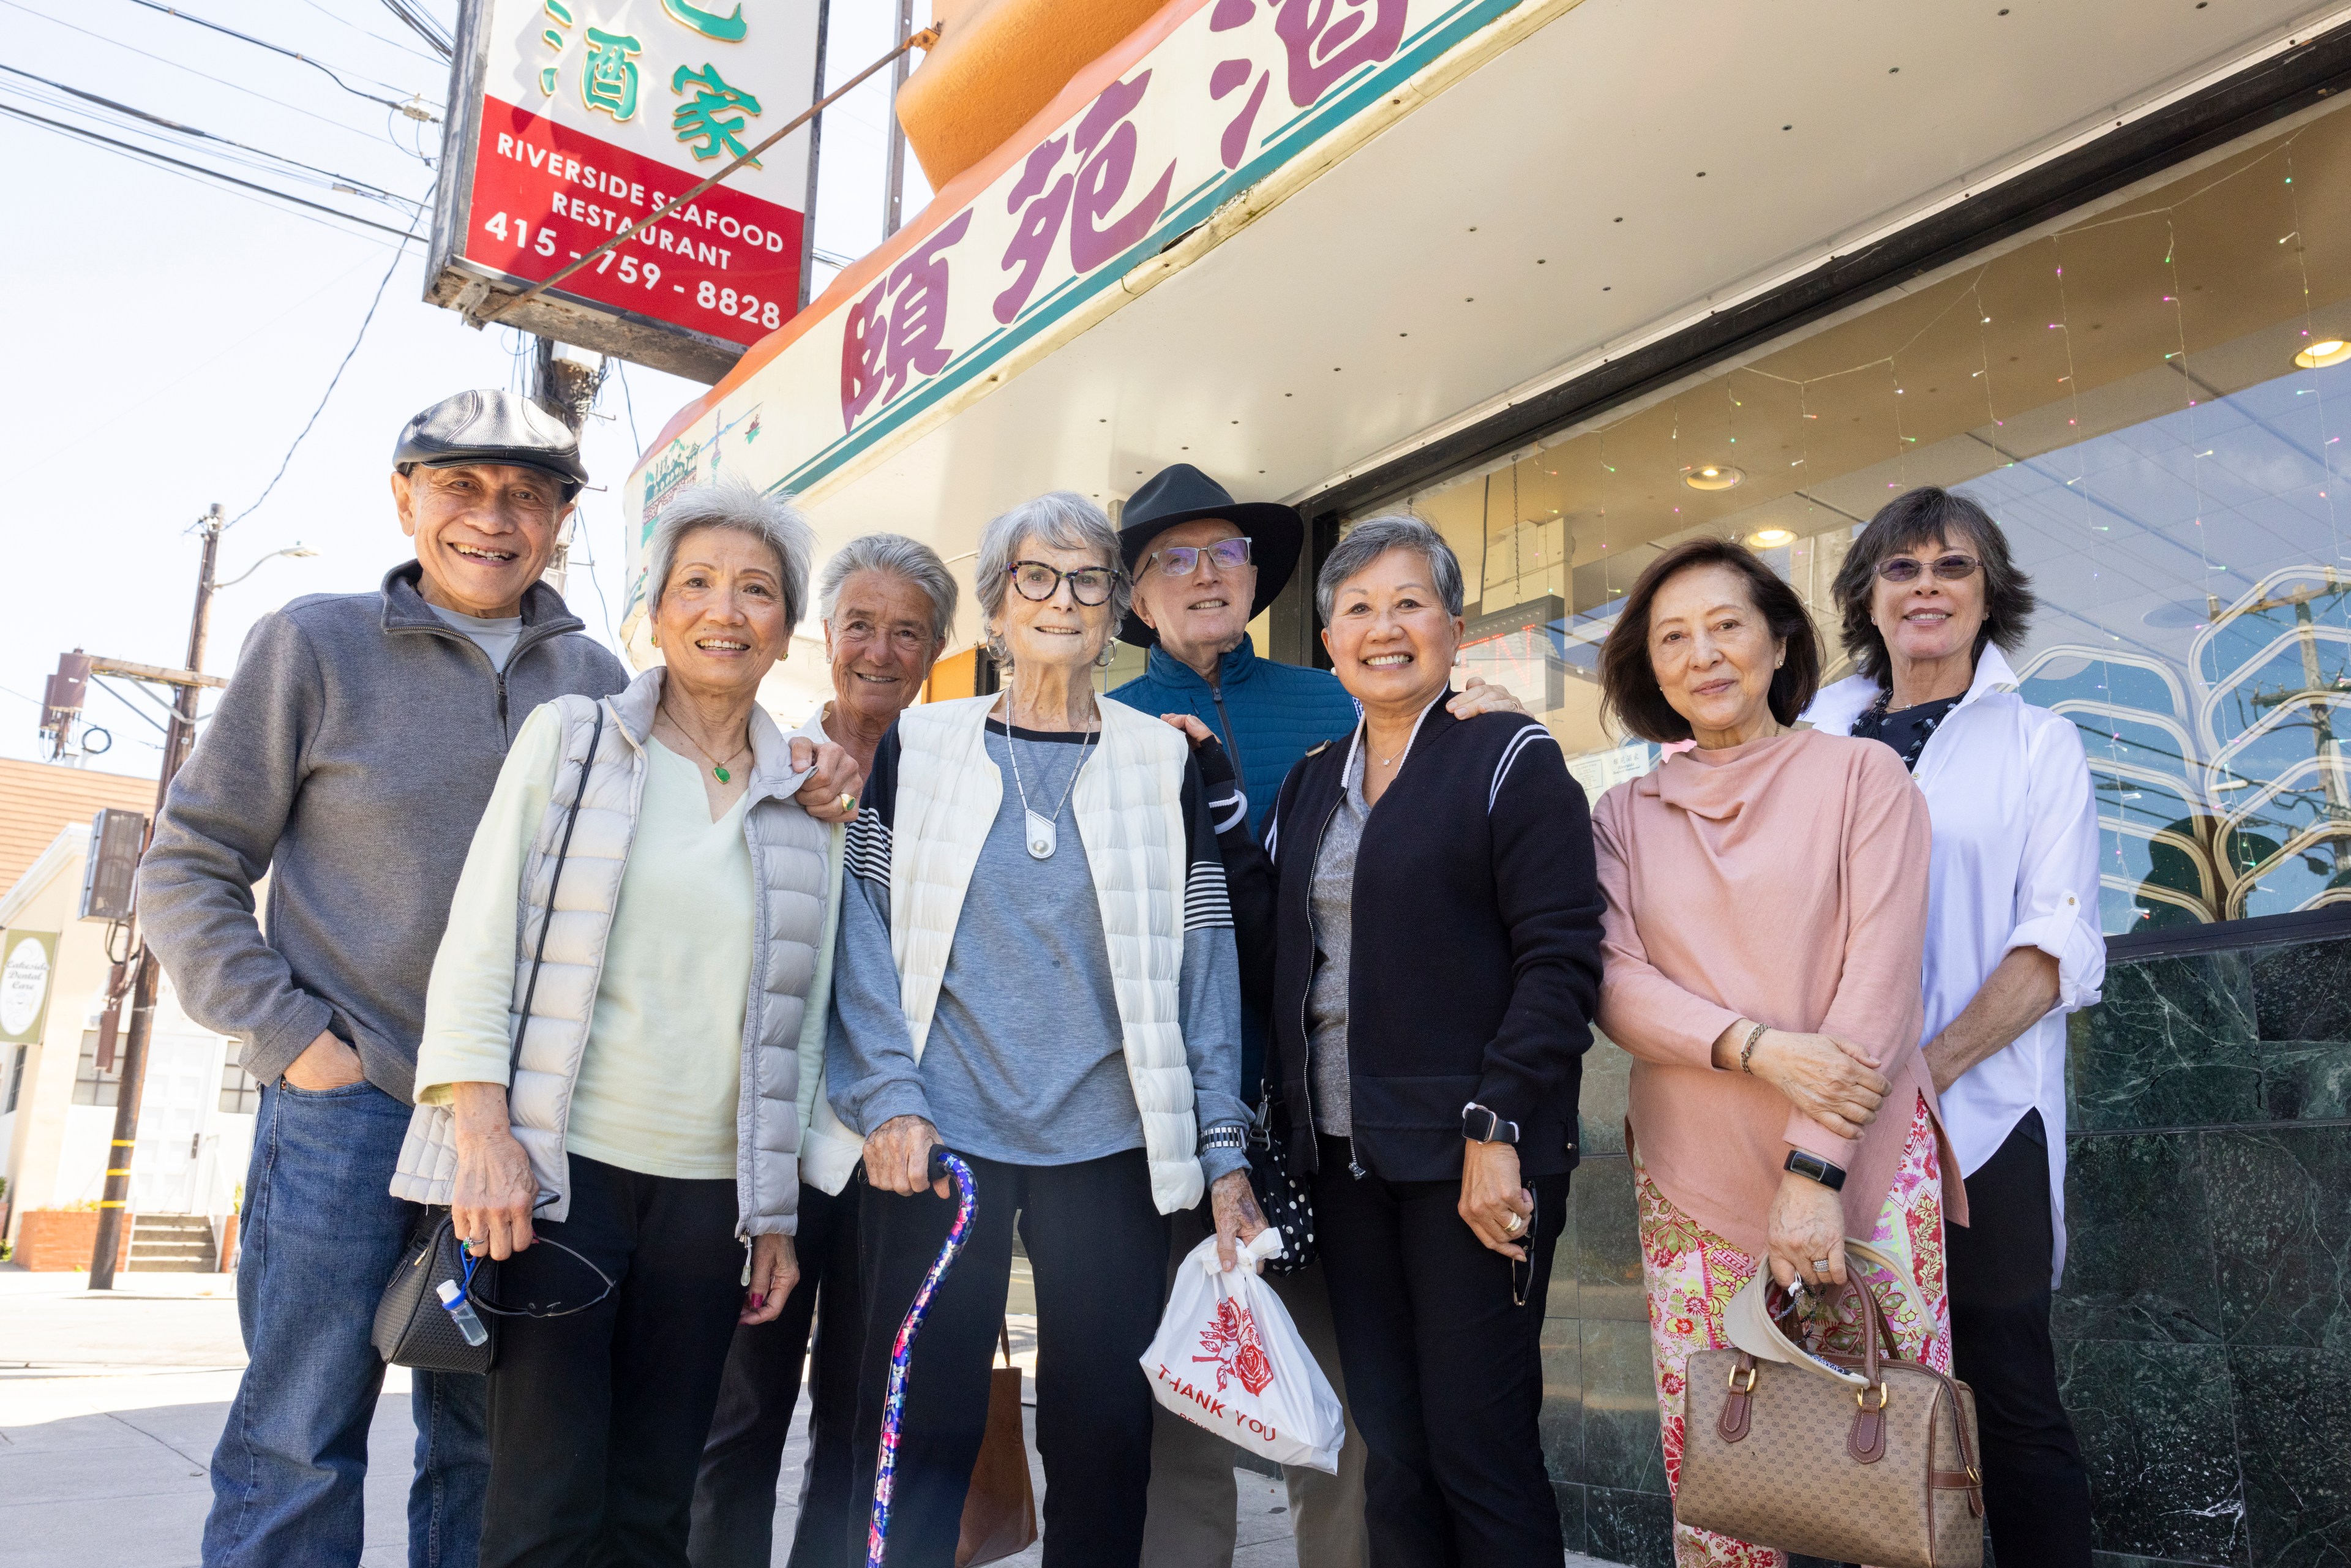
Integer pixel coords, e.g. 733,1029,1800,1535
1242,699,1605,1183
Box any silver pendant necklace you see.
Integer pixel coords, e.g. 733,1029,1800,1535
999,716,1095,859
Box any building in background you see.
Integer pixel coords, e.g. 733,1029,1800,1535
618,2,2351,1561
0,763,247,1272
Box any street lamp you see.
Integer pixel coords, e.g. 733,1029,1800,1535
213,542,322,591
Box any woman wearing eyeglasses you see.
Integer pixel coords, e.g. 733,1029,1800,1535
1803,487,2102,1568
824,492,1264,1566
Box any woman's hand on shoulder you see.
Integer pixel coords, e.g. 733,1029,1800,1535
1446,676,1525,719
1741,1027,1889,1141
863,1114,947,1198
1209,1168,1269,1272
740,1232,798,1325
1766,1169,1846,1291
791,737,864,823
1160,713,1214,747
1459,1138,1535,1261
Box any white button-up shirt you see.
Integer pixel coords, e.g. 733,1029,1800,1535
1804,645,2104,1283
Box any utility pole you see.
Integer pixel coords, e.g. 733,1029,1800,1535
90,505,222,1288
528,336,606,598
882,0,913,237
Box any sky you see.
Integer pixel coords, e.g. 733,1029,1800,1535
0,0,927,779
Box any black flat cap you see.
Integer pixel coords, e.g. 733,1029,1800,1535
392,389,588,493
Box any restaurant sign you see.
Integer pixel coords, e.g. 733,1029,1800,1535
620,0,1561,636
427,0,821,383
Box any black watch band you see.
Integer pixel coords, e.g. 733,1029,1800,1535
1461,1101,1519,1145
1783,1149,1848,1190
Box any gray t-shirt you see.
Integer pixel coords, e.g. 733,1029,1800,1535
827,721,1250,1180
429,603,525,672
1305,740,1370,1136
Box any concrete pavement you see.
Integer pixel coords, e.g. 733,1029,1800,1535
0,1264,1617,1567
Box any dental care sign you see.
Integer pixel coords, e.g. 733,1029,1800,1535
427,0,820,382
620,0,1554,633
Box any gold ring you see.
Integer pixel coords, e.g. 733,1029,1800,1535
838,793,857,814
1505,1212,1524,1232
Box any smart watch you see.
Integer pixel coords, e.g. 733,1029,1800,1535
1783,1149,1848,1190
1461,1102,1519,1145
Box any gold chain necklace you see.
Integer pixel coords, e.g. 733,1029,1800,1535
659,704,751,784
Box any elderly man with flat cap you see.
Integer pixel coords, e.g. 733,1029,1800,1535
1108,464,1521,1568
139,391,855,1568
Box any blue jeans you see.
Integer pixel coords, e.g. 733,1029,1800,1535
203,1079,489,1568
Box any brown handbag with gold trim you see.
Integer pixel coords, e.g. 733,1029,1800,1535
1676,1239,1985,1568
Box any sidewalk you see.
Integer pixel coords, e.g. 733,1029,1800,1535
0,1264,1618,1567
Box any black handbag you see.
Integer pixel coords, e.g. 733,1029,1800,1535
372,704,604,1371
373,1209,498,1373
1247,1092,1315,1275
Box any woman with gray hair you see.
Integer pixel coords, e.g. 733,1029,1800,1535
690,531,959,1568
1254,514,1603,1562
826,491,1263,1564
403,476,858,1566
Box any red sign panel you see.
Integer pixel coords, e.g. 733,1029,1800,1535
464,94,804,350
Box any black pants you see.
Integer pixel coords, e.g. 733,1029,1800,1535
849,1148,1169,1567
1313,1136,1568,1568
688,1182,864,1568
1946,1111,2092,1568
479,1154,748,1568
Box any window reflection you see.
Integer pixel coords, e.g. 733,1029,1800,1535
1382,97,2351,933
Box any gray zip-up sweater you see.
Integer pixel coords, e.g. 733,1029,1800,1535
139,561,629,1103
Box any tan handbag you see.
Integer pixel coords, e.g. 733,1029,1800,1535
956,1323,1038,1567
1677,1239,1985,1568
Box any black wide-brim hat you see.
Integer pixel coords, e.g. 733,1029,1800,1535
1115,463,1304,648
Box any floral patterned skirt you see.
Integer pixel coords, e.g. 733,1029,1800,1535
1635,1091,1951,1568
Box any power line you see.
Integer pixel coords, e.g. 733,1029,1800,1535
0,61,419,208
0,0,416,150
302,0,448,66
378,0,454,61
122,0,442,121
228,217,421,528
0,101,422,239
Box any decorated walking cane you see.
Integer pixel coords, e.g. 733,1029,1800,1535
866,1146,979,1568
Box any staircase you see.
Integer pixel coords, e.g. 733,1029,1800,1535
127,1213,218,1273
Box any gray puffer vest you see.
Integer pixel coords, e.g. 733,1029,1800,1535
390,667,829,1236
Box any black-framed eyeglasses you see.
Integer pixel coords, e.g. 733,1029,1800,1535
1147,538,1252,577
1877,553,1979,583
1008,560,1120,605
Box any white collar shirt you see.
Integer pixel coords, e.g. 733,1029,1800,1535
1803,645,2105,1285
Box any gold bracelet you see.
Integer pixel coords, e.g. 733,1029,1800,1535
1738,1021,1769,1075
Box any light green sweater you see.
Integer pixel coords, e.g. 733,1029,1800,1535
415,704,754,1180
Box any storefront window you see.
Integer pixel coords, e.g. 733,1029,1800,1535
1387,98,2351,935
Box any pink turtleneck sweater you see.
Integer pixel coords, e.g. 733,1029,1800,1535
1591,727,1961,1258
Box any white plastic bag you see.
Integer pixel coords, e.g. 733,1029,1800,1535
1139,1232,1344,1474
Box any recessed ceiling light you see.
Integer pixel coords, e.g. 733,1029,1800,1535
1683,463,1745,491
1747,527,1796,548
2296,339,2351,369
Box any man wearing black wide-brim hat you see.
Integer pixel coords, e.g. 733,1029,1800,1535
1108,463,1522,1568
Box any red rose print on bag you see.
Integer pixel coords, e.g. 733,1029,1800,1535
1194,1296,1275,1396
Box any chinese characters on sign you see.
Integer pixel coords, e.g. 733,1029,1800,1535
456,0,815,352
841,211,975,430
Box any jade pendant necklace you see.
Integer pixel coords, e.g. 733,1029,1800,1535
660,705,751,784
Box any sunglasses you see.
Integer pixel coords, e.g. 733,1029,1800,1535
1008,560,1120,606
1146,538,1253,577
1877,553,1979,583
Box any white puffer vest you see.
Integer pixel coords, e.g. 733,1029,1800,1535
890,696,1202,1214
790,705,867,1198
389,668,830,1235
